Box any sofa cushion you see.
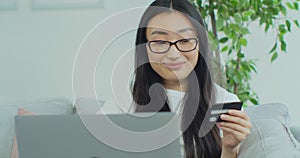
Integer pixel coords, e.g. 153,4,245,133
0,98,73,158
238,103,300,158
75,97,104,114
243,103,290,125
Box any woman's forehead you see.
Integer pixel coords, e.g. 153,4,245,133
146,11,195,34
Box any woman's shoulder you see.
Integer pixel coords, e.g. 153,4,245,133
214,83,240,103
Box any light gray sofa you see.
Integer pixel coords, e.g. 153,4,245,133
0,98,74,158
0,98,299,158
240,103,300,157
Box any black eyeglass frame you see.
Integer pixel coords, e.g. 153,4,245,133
147,38,199,54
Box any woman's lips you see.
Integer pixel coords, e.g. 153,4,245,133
164,62,185,70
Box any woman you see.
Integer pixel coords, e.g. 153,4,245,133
11,1,251,157
132,0,252,157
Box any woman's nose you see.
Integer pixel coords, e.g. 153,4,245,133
166,45,181,60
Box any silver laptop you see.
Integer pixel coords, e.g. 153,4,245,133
15,113,182,158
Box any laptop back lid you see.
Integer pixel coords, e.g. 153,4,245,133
15,113,182,158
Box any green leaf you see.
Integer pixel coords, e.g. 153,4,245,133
231,60,238,65
271,52,278,62
281,41,287,52
259,18,265,26
232,74,239,83
241,62,251,72
242,10,254,17
279,24,286,33
232,0,238,7
216,19,224,30
228,48,233,55
240,38,247,46
280,5,287,16
242,16,249,22
233,68,242,81
240,27,250,35
249,64,257,73
294,20,300,28
279,34,284,42
234,13,242,24
286,20,291,32
250,98,258,105
221,46,229,52
219,37,229,43
286,2,294,10
264,23,270,32
229,24,240,32
269,43,277,54
235,42,241,52
237,52,245,58
294,2,299,10
223,26,231,36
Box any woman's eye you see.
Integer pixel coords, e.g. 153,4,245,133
178,39,193,45
178,38,191,43
152,41,168,45
157,41,168,44
179,39,190,42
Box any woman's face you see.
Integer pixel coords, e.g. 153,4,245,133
146,11,199,90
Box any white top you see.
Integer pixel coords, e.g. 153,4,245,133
94,84,239,114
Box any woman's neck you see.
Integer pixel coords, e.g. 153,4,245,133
164,80,187,92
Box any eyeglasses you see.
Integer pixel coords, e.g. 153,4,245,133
147,38,198,54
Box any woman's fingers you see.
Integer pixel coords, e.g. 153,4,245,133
219,125,248,142
228,110,250,121
18,108,36,116
218,110,252,151
220,110,252,129
218,121,251,136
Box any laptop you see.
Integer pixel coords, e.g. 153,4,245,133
15,113,182,158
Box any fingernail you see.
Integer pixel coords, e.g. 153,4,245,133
221,114,226,118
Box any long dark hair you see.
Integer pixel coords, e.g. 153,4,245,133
132,0,222,157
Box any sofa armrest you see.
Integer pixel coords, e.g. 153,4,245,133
238,103,300,158
0,98,73,158
290,125,300,143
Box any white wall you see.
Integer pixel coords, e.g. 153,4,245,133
0,0,153,104
0,0,299,124
247,20,300,126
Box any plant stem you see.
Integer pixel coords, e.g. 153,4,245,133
209,0,219,58
209,0,224,86
234,57,240,94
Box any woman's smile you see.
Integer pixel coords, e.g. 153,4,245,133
163,61,185,70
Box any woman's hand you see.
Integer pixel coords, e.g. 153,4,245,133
217,110,252,157
11,108,36,158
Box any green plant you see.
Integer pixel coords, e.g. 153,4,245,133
191,0,300,105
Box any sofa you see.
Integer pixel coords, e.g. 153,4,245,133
240,103,300,157
0,98,74,158
0,98,299,158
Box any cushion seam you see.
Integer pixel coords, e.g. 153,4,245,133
254,121,267,157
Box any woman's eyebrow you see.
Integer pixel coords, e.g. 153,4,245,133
151,30,168,35
177,28,194,33
150,28,194,36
